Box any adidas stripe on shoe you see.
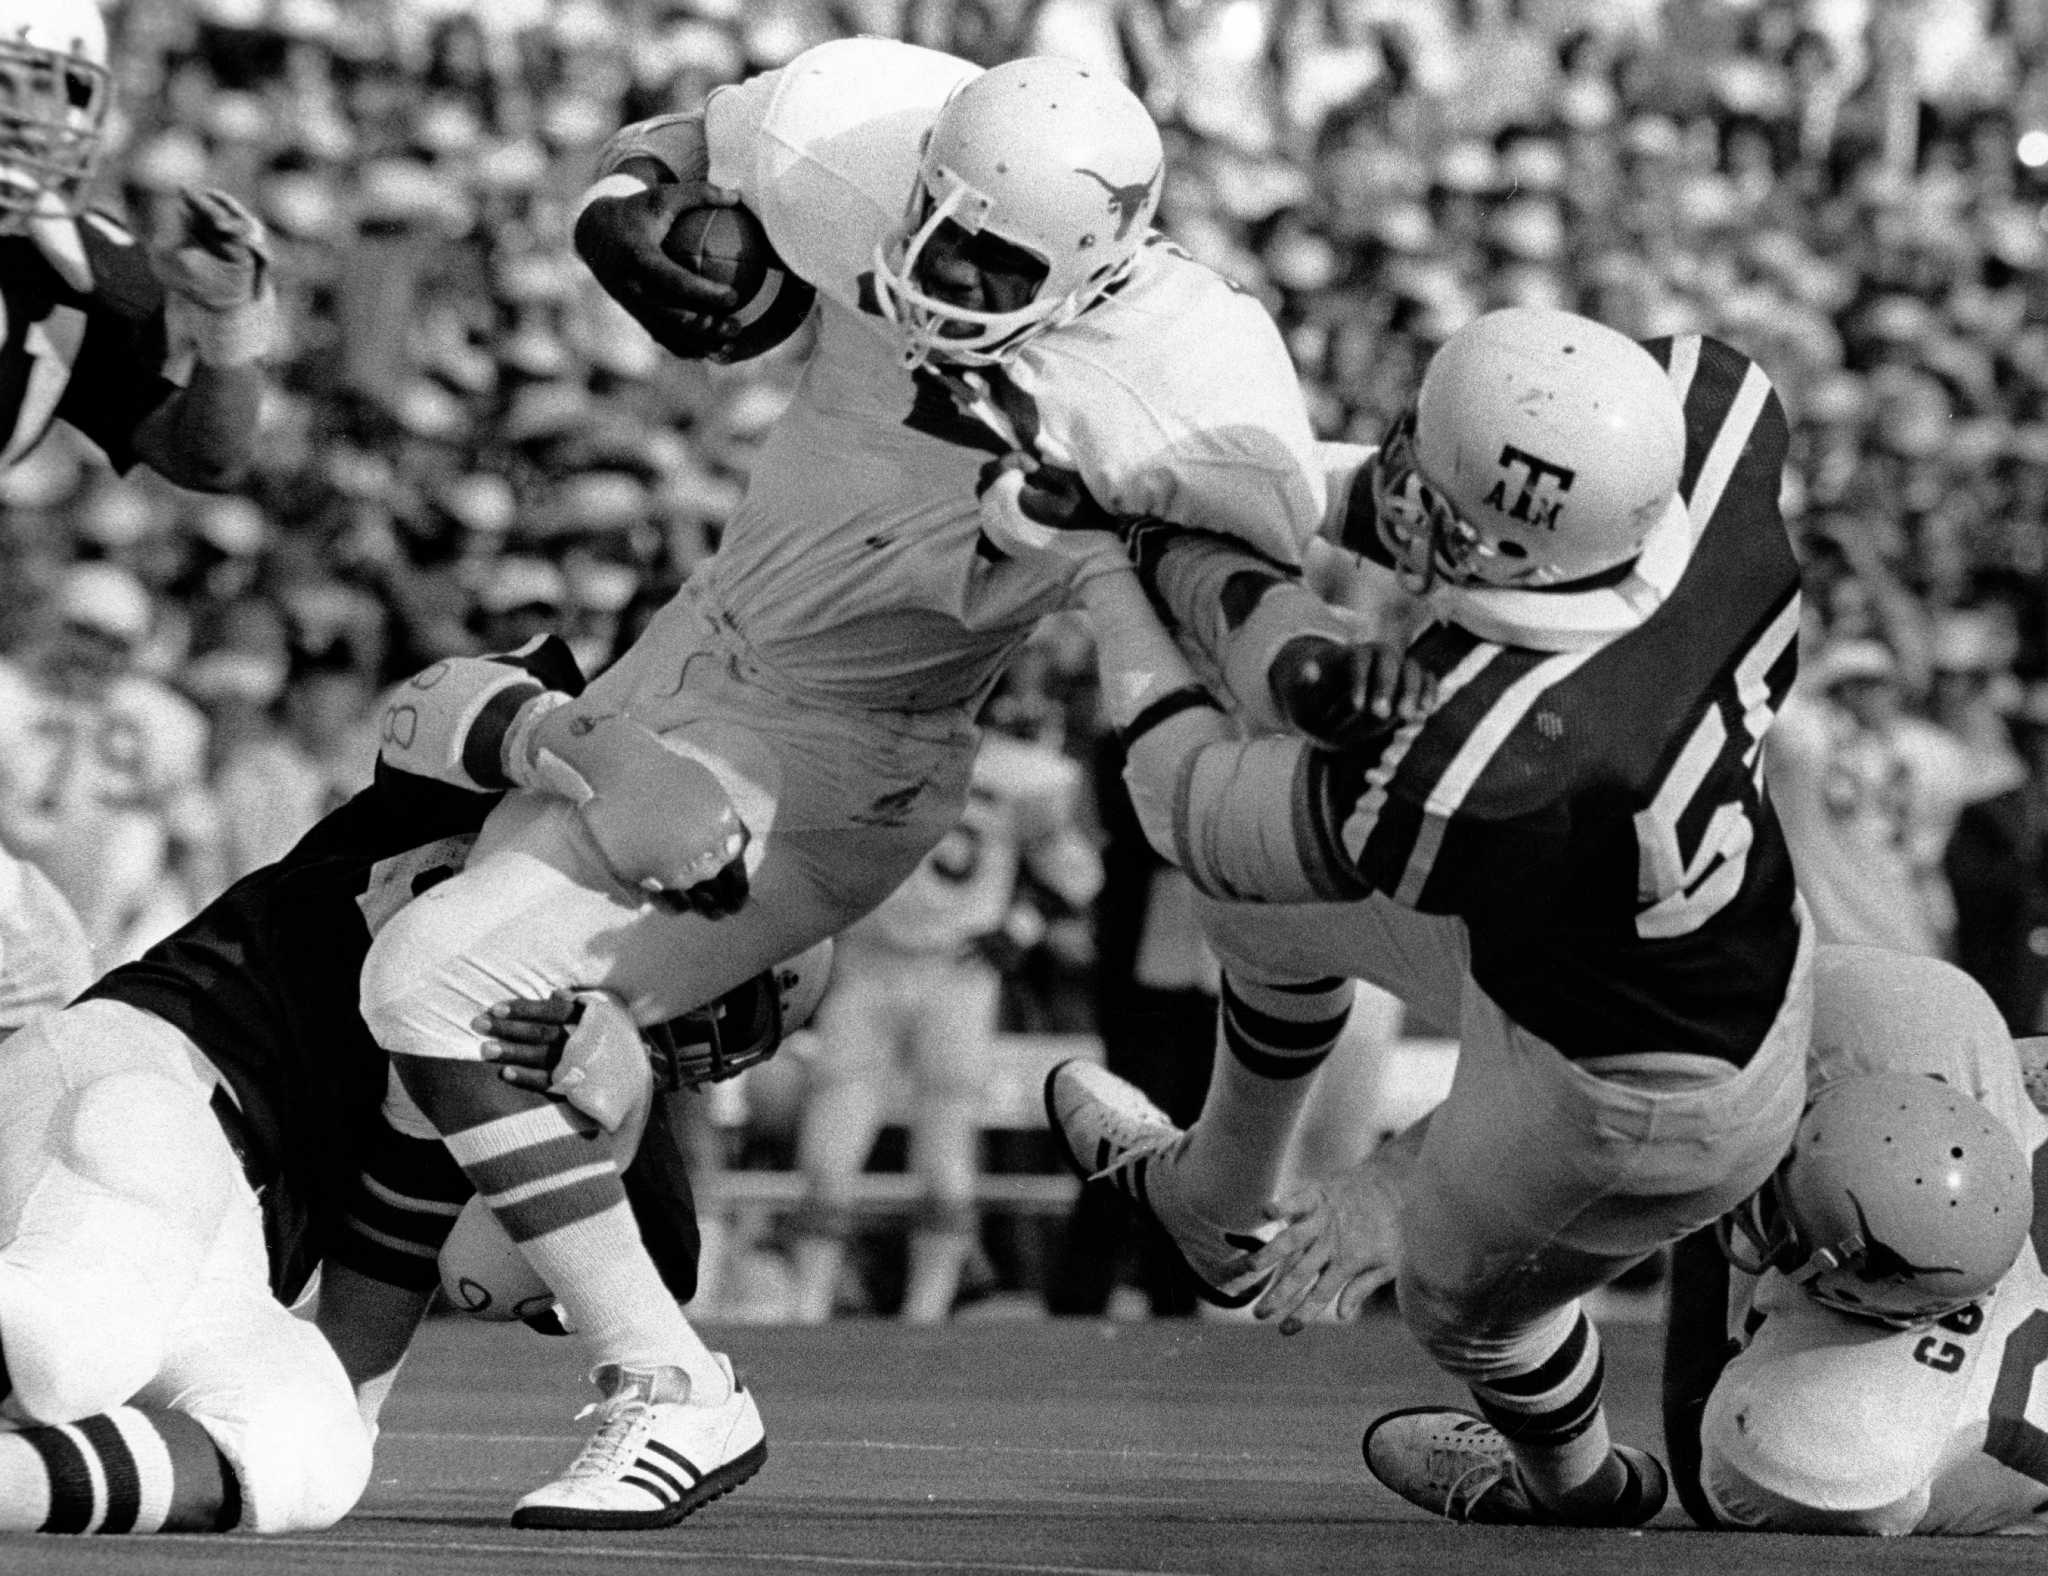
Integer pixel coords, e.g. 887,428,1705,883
512,1356,767,1530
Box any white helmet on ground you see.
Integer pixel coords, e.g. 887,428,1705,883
871,56,1164,368
0,0,112,225
1721,1072,2031,1329
1371,307,1691,642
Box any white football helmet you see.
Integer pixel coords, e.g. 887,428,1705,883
0,0,111,226
1372,307,1687,602
1721,1073,2031,1329
870,56,1164,368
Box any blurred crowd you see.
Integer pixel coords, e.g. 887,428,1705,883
9,0,2048,1312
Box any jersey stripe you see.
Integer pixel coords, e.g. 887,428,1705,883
1340,641,1497,863
1685,360,1773,547
1392,647,1597,907
1663,332,1701,411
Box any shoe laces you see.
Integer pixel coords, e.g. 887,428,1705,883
1083,1127,1183,1186
561,1367,675,1480
1423,1433,1515,1521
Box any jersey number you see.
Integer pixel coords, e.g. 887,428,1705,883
30,712,146,814
1985,1146,2048,1483
1632,600,1799,939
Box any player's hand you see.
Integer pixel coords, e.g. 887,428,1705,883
477,989,649,1132
1239,1160,1402,1336
519,705,752,918
574,179,746,361
1268,634,1437,752
978,450,1130,588
152,187,280,366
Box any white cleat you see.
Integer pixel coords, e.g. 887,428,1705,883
1361,1407,1668,1527
512,1355,766,1530
1043,1059,1275,1309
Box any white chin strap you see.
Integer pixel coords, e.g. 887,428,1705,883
870,180,1063,370
1434,493,1694,654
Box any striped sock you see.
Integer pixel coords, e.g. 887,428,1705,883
1171,972,1353,1221
332,1123,472,1292
1466,1306,1617,1508
393,1056,728,1401
0,1408,237,1533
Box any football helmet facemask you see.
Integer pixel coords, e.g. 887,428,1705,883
870,56,1163,369
1372,307,1687,596
0,0,111,227
1720,1072,2032,1329
645,938,834,1087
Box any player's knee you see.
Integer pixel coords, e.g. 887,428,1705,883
1700,1374,1927,1534
359,911,478,1061
208,1366,373,1533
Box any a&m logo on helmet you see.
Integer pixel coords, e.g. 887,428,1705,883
1486,445,1576,533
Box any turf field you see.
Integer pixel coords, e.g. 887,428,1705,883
3,1311,2038,1575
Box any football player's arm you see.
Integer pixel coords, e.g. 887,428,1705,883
1069,566,1372,904
128,190,279,492
316,1116,474,1432
1663,1226,1740,1529
570,98,752,361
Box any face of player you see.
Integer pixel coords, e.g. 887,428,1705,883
909,218,1049,340
0,37,106,223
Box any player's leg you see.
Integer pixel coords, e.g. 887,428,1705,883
1381,928,1813,1523
789,956,899,1323
1048,893,1452,1300
0,1001,247,1424
900,957,999,1324
361,698,967,1525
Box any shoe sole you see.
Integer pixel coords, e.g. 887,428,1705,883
511,1438,768,1531
1041,1063,1266,1312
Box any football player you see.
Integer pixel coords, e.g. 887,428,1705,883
1663,945,2048,1536
0,0,276,1025
0,635,820,1535
0,562,222,964
787,723,1102,1325
357,37,1329,1527
997,307,1810,1527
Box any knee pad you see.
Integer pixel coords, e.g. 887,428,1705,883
61,1073,235,1217
913,1194,977,1237
193,1324,372,1534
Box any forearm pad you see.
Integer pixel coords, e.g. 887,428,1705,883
595,111,710,184
1146,534,1357,733
1137,730,1367,905
380,656,564,794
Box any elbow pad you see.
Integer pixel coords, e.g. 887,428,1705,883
379,655,563,794
595,111,710,184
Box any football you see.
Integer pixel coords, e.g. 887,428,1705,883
438,1194,563,1327
661,203,817,363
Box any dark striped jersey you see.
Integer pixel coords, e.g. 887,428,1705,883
0,213,173,472
78,638,585,1297
1171,335,1803,1065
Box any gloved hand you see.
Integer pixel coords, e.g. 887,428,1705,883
574,180,747,361
151,186,280,366
1268,633,1438,752
512,702,752,918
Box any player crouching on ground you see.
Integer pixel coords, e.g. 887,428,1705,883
1664,945,2048,1536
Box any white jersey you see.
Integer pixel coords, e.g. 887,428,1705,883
0,661,209,947
848,733,1094,957
1702,947,2048,1535
688,37,1323,713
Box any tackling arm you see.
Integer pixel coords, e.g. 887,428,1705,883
1072,567,1370,906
